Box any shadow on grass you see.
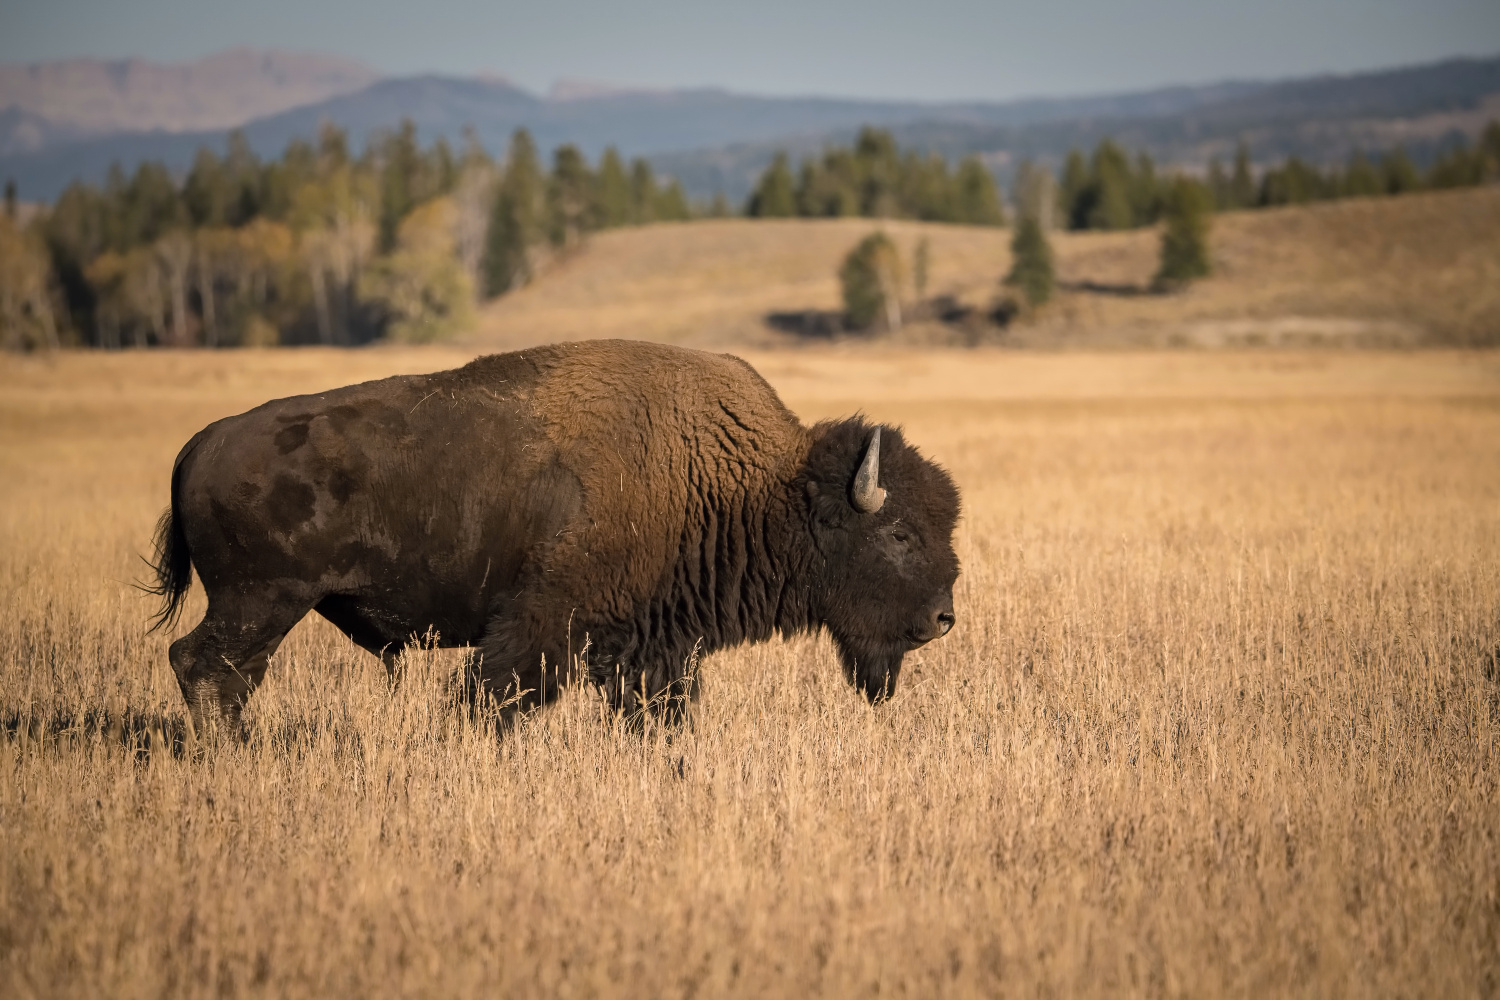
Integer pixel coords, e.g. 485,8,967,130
764,296,1020,344
3,709,194,759
765,309,845,339
1058,280,1162,297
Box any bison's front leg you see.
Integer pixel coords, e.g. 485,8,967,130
470,600,575,719
591,647,701,728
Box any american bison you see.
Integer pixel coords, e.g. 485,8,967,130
148,340,960,733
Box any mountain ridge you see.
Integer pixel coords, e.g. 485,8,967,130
2,52,1496,203
0,48,380,135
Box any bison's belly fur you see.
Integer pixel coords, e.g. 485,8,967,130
149,340,961,734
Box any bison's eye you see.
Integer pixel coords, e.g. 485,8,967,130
890,528,912,545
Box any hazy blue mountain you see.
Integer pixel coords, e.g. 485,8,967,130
656,55,1500,202
0,73,1263,201
2,53,1496,203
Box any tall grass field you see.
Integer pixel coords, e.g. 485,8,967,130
2,347,1498,997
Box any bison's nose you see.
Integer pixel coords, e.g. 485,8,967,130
911,605,955,645
936,610,955,636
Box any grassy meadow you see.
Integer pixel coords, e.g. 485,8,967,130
2,344,1498,997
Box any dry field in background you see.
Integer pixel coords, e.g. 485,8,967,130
3,346,1500,997
469,186,1500,350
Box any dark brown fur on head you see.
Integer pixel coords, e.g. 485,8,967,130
799,418,961,702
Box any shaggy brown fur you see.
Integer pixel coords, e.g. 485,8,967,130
148,340,960,733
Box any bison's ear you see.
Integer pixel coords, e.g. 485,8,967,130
805,478,850,528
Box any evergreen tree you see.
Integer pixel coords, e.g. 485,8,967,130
1005,215,1055,308
429,137,457,196
222,130,263,226
1259,157,1327,205
260,138,315,221
854,128,901,217
1129,152,1162,226
1059,149,1089,229
1381,148,1422,195
183,148,233,228
819,149,861,217
1341,152,1383,198
1154,176,1213,290
629,158,658,224
795,159,824,216
792,149,861,218
952,156,1004,226
594,147,631,228
482,191,526,299
839,232,903,332
1427,142,1483,189
1229,142,1256,209
747,153,796,217
3,179,14,220
120,162,186,248
317,122,350,172
377,119,422,253
900,152,955,222
547,144,594,248
1207,158,1230,210
1085,141,1134,230
655,179,691,221
1482,121,1500,180
41,181,110,337
482,129,544,297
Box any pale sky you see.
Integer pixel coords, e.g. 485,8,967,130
2,0,1497,101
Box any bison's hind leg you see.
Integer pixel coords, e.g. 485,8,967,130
169,597,311,739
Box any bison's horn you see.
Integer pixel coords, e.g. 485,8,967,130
852,428,887,513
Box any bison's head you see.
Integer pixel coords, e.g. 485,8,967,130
801,419,961,703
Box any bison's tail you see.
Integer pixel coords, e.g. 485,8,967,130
141,437,199,634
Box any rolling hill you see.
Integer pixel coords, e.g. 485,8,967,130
464,185,1500,350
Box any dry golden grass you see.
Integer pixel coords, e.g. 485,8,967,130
469,186,1500,350
3,346,1500,998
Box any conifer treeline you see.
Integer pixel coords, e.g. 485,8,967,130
746,128,1006,225
6,116,1500,351
5,122,691,349
1058,123,1500,230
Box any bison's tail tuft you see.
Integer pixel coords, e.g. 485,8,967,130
141,505,193,633
140,435,201,633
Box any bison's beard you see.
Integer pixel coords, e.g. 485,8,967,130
834,638,906,705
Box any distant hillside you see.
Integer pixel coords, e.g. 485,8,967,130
3,52,1497,204
656,56,1500,201
465,186,1500,350
0,48,379,135
0,69,1265,202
